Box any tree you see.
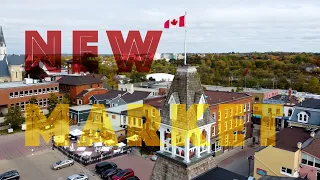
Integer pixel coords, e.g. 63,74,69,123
28,96,38,104
60,93,71,104
5,106,24,129
48,93,59,116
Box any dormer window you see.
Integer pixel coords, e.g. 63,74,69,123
297,111,309,123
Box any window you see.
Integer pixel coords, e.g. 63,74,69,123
90,84,92,88
55,87,58,91
212,112,216,119
112,115,116,119
10,92,14,98
47,88,50,92
224,122,228,131
42,88,46,94
77,99,82,105
276,108,280,115
230,108,233,116
218,124,221,134
34,89,38,95
21,102,25,111
90,100,92,104
215,139,221,152
247,103,250,111
255,97,259,101
51,88,54,92
38,89,42,94
235,117,238,127
129,117,132,125
244,115,247,122
218,111,221,121
268,108,272,113
281,167,292,175
240,105,242,113
29,90,33,95
133,118,136,125
211,126,215,136
244,104,246,111
302,153,320,168
297,112,309,123
229,119,233,129
225,109,228,118
15,92,19,98
225,135,228,145
15,72,18,78
152,109,156,117
25,90,28,96
236,106,238,115
20,91,24,97
44,99,47,107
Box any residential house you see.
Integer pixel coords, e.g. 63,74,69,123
90,90,151,108
289,98,320,129
85,74,108,88
204,90,253,156
69,105,96,123
253,127,313,179
57,75,103,104
75,88,108,105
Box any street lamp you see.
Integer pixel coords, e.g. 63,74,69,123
247,155,254,177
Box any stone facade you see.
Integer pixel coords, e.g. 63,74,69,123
150,153,217,180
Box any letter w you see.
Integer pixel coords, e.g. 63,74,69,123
106,31,162,72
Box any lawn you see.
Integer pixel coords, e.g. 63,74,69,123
0,128,24,135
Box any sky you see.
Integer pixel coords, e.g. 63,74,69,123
1,0,320,54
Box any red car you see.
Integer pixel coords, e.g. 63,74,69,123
112,168,134,180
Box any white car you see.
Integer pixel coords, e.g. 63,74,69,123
67,174,89,180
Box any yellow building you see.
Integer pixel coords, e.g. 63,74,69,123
253,127,312,179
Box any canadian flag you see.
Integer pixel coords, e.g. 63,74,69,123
164,15,185,28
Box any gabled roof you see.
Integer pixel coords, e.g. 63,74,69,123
76,90,89,98
295,98,320,109
85,73,106,80
7,55,25,66
144,96,166,109
302,134,320,158
0,55,10,77
57,76,102,85
193,167,247,180
121,91,151,103
92,90,127,101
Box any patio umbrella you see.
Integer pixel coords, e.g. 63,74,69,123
105,140,115,146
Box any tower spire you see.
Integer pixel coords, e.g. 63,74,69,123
0,26,5,47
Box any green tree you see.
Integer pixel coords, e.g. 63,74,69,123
5,106,24,129
48,93,59,116
28,96,38,104
308,77,320,93
60,93,71,104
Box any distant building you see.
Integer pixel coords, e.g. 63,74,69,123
146,73,174,82
0,26,25,82
118,81,171,96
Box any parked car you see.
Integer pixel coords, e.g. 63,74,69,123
67,174,89,180
0,170,20,180
101,168,122,180
125,176,140,180
95,161,117,174
52,159,74,170
112,169,134,180
150,153,157,161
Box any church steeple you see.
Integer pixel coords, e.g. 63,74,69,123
0,26,5,47
0,26,7,61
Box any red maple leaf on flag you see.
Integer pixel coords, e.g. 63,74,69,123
171,19,178,25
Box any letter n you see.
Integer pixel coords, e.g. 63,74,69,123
25,104,69,146
106,31,162,72
25,31,61,73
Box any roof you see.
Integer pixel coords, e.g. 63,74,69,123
0,26,5,47
85,73,106,80
69,105,95,111
144,96,166,109
295,98,320,109
76,90,89,98
193,167,247,180
57,76,102,85
264,95,299,105
107,103,143,114
0,56,10,77
302,136,320,158
204,90,252,105
92,90,127,101
275,127,311,152
0,80,57,89
258,175,305,180
121,91,151,103
7,55,25,66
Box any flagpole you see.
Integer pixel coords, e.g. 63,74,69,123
184,11,187,65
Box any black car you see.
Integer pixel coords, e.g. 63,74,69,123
95,161,117,174
125,176,140,180
0,170,20,180
101,168,122,179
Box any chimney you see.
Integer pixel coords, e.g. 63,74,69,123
288,88,292,100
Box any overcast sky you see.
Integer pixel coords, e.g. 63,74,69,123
1,0,320,53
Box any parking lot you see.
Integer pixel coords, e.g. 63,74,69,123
0,149,97,180
86,154,155,180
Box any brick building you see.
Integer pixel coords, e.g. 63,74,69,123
57,76,103,104
0,77,61,114
75,88,108,105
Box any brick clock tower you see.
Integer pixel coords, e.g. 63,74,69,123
150,66,217,180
